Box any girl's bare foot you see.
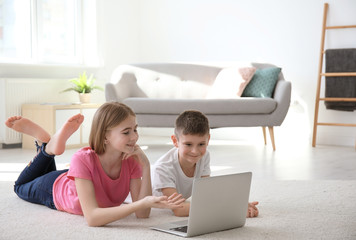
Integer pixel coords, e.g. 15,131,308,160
5,116,51,144
45,114,84,155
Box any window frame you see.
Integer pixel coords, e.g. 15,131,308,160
0,0,99,67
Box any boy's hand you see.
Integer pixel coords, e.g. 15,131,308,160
167,192,185,205
247,201,259,218
143,193,185,209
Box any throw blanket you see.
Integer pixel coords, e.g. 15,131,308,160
325,48,356,111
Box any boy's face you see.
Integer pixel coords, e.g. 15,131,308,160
172,133,210,165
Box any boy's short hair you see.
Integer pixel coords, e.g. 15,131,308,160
174,110,210,138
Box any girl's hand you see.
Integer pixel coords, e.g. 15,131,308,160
247,201,259,218
143,193,185,210
122,144,149,167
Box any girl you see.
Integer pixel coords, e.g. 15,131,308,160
6,102,184,227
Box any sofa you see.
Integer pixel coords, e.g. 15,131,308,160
105,62,291,150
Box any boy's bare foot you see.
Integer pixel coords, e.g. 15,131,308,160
45,114,84,155
5,116,51,144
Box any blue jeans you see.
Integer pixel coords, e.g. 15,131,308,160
14,143,68,210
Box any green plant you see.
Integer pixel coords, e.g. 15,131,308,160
61,71,103,94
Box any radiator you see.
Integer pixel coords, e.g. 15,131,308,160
2,78,76,144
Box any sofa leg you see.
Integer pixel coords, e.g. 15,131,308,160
268,126,276,151
262,127,267,145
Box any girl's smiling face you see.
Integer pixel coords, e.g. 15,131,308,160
105,115,138,154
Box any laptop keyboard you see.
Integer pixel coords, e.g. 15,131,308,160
170,225,188,233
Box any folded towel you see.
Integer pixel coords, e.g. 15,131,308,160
325,48,356,111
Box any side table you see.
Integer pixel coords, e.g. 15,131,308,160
21,103,102,149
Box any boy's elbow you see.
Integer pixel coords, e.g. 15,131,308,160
136,213,150,219
172,202,190,217
172,208,188,217
135,208,151,218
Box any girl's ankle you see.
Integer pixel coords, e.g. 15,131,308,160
41,143,55,157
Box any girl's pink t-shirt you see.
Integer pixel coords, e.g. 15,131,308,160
53,147,142,215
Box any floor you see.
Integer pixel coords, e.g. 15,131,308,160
1,133,355,182
1,103,355,182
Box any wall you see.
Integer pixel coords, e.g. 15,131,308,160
0,0,355,146
136,0,356,146
0,0,141,144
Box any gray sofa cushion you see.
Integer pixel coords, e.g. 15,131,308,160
123,97,277,115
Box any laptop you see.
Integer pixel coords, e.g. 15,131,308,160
150,172,252,237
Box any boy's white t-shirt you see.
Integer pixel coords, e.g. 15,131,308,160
152,147,211,199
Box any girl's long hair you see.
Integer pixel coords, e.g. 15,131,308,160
89,102,135,154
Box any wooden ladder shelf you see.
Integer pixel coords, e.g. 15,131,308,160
312,3,356,148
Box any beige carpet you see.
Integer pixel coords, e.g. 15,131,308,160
1,180,356,240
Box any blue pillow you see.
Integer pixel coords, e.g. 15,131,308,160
242,67,281,98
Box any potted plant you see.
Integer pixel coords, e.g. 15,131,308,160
61,71,103,103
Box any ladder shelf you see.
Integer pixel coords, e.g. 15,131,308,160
312,3,356,148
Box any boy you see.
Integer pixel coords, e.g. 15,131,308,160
152,110,259,217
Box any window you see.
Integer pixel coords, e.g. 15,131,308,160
0,0,98,66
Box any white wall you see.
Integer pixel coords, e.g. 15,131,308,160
1,0,355,146
134,0,356,146
95,0,141,81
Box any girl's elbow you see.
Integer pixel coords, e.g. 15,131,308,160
86,219,98,227
86,218,99,227
85,215,103,227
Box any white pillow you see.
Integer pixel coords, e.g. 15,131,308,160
206,66,257,99
135,69,182,99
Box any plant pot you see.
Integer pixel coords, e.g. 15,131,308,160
79,93,91,104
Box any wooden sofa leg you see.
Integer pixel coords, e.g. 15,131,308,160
262,127,267,145
268,126,276,151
